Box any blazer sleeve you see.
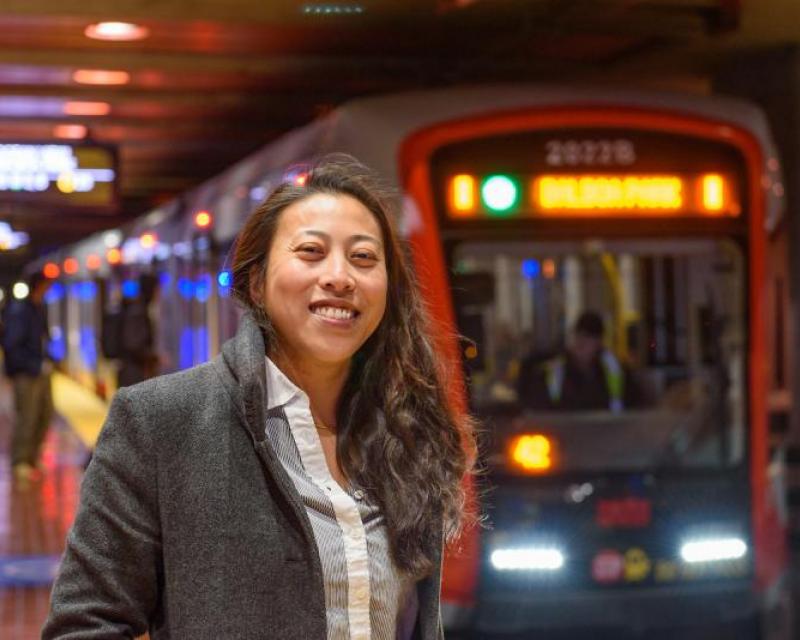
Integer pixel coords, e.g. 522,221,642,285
42,388,161,639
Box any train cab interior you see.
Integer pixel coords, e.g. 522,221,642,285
451,236,747,475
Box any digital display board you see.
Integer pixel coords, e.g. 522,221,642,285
0,143,117,208
432,129,746,221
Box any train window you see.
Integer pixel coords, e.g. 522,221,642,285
451,237,745,471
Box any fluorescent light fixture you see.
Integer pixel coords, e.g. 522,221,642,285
680,537,747,564
302,4,365,14
63,101,111,116
72,69,130,86
490,547,565,571
84,22,150,42
53,124,88,140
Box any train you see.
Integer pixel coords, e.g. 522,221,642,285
29,86,792,638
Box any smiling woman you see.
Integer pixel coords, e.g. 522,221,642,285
43,154,475,640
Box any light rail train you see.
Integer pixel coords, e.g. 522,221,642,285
31,86,792,638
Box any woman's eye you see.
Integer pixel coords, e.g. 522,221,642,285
298,245,323,255
352,251,377,261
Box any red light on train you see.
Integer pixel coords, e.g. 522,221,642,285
86,254,102,270
107,248,122,265
140,232,157,249
194,211,212,228
63,258,79,275
43,262,60,279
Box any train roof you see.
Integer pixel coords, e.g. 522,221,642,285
31,85,780,274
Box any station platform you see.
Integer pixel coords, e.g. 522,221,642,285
0,372,108,639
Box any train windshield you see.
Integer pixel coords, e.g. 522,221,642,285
451,237,746,472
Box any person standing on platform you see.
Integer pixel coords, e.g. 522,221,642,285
117,273,160,388
2,272,52,483
44,155,475,640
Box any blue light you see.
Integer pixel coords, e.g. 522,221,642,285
217,270,231,288
78,281,97,301
44,282,65,303
121,279,140,299
179,326,193,370
158,271,172,292
177,277,194,300
48,327,66,361
522,259,541,280
195,274,211,303
79,326,97,369
195,326,209,364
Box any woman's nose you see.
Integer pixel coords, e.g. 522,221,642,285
320,257,355,292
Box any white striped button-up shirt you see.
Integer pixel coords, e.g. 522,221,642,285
264,358,418,639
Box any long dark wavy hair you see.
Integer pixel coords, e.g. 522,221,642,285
231,154,475,576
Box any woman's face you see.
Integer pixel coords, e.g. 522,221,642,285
260,192,388,370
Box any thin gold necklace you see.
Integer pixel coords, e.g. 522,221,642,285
311,410,337,434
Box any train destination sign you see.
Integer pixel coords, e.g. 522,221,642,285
445,172,739,219
0,143,116,208
433,127,747,222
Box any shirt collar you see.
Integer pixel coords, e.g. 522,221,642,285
264,356,304,410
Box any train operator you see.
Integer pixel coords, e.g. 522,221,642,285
43,155,475,640
518,310,644,412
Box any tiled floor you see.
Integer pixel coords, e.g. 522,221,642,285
0,377,86,640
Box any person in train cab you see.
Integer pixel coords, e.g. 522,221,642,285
1,272,53,484
43,154,474,640
517,310,642,412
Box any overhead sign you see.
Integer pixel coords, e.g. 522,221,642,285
0,143,116,208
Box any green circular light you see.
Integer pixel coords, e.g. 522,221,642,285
481,175,519,213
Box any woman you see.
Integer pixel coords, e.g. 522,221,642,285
43,155,474,640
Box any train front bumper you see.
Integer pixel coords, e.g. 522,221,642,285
474,579,755,634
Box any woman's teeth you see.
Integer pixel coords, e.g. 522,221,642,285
312,306,355,320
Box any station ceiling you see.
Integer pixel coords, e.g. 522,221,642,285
0,0,797,269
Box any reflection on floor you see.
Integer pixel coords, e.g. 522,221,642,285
0,375,86,640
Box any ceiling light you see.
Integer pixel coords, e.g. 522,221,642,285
72,69,130,86
63,101,111,116
53,124,88,140
12,282,29,300
84,22,149,42
302,4,365,15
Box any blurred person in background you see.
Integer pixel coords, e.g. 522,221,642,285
117,273,160,388
2,272,52,483
44,155,475,639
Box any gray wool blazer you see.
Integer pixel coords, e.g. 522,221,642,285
43,313,444,640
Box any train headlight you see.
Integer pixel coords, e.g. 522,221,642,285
490,547,565,572
679,537,747,564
